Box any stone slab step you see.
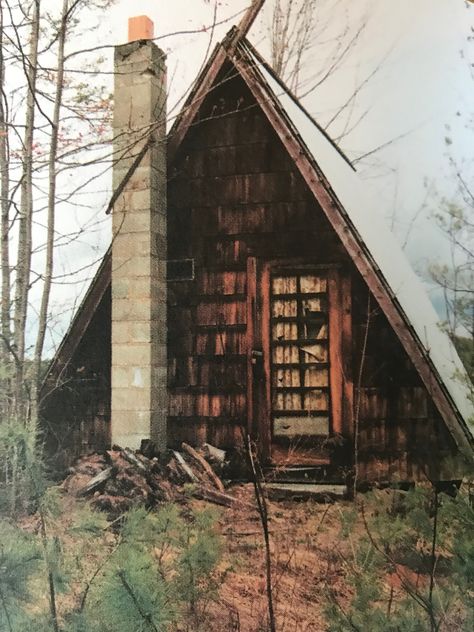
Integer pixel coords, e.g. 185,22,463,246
265,483,347,502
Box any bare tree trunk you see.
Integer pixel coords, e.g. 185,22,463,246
30,0,69,430
0,1,12,418
13,0,40,420
246,435,276,632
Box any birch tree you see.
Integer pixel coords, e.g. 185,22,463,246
0,0,116,426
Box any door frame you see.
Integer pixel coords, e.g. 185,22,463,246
247,257,353,464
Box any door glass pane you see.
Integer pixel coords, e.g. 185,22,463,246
303,390,329,411
302,297,327,313
272,276,297,294
273,368,300,387
300,343,327,363
272,322,298,341
274,392,302,411
272,299,297,317
304,367,329,386
303,320,327,340
300,275,327,293
272,345,300,364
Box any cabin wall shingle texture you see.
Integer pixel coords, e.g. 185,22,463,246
167,66,457,480
41,288,112,471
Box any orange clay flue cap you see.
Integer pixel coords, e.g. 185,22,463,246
128,16,154,42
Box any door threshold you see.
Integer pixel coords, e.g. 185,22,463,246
264,464,335,483
265,482,348,502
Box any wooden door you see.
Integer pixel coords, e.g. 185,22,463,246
252,262,352,466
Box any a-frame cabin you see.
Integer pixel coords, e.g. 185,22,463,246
41,18,473,484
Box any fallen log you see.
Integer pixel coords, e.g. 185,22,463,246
172,450,199,483
202,443,226,464
122,447,148,473
77,467,113,497
192,486,250,509
181,442,225,493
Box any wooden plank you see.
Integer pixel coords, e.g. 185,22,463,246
232,0,266,45
177,144,292,178
181,442,225,493
261,262,272,462
196,300,246,326
192,485,251,509
328,268,343,435
247,256,257,434
273,416,329,437
398,387,428,419
195,331,246,355
341,273,354,437
172,450,200,483
199,357,246,389
199,270,246,295
77,467,112,497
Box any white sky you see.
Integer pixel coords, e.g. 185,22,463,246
103,0,473,256
42,0,474,350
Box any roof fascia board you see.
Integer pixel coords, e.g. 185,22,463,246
231,46,473,459
168,43,228,162
227,0,266,54
42,250,111,390
242,40,355,172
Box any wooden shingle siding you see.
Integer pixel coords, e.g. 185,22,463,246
41,287,112,470
167,65,458,478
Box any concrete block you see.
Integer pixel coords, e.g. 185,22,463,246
111,278,129,300
112,342,151,367
112,386,150,412
111,321,130,345
130,321,152,343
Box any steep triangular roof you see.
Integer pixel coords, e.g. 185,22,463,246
168,32,474,458
46,30,474,460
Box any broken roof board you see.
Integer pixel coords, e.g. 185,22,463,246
240,41,473,434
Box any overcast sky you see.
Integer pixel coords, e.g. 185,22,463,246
42,0,474,350
101,0,473,259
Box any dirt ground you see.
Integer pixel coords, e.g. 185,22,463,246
21,482,353,631
192,484,352,632
21,481,468,631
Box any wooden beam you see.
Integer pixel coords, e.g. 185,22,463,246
328,268,343,436
235,1,266,43
168,45,227,163
41,251,111,389
246,256,257,435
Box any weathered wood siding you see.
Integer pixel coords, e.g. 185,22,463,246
167,63,457,480
168,64,343,451
351,275,456,482
41,287,112,470
41,61,459,481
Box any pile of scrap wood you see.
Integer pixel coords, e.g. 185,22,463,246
61,442,244,515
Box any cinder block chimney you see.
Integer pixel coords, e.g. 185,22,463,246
111,17,167,450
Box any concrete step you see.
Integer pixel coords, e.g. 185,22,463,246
265,482,347,502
